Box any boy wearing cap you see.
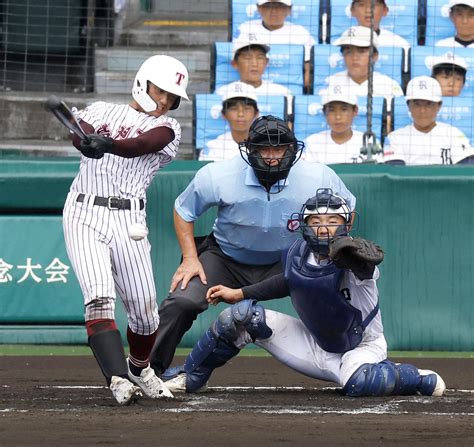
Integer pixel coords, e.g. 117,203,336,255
350,0,410,50
304,83,375,164
383,76,472,165
436,1,474,48
430,53,468,96
215,34,292,97
236,0,315,89
199,81,259,162
323,26,403,103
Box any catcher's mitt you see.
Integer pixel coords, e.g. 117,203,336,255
329,236,384,279
79,134,114,159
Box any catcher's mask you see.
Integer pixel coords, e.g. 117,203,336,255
239,115,304,193
296,188,352,256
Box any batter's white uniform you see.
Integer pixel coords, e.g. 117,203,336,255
435,37,474,48
322,71,404,103
198,131,240,162
304,129,368,164
63,101,181,334
237,20,316,61
383,121,473,165
234,258,386,387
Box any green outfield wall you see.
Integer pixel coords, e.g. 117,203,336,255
0,159,473,350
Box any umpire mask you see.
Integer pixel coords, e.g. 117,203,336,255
239,116,304,193
299,188,352,256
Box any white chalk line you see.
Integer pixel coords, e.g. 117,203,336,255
36,385,474,394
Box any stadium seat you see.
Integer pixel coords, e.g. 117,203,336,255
292,94,386,143
312,44,406,94
410,46,474,98
211,42,305,94
424,0,456,47
230,0,321,42
194,93,288,156
329,0,419,47
391,95,474,144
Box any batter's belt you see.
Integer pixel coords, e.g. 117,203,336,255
76,193,144,210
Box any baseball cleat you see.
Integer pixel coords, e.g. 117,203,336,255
164,372,209,394
127,361,174,399
109,376,143,405
418,369,446,396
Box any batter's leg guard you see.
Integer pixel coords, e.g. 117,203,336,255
343,360,445,397
88,329,128,386
165,300,272,393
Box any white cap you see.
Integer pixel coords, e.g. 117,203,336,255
449,0,474,9
257,0,292,6
220,81,258,103
406,76,443,102
429,53,468,71
321,82,358,106
333,26,379,48
232,34,270,59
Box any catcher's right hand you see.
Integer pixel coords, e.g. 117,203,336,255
329,236,384,280
79,134,114,159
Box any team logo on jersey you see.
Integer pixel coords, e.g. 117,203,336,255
440,148,453,165
176,72,186,85
96,124,111,137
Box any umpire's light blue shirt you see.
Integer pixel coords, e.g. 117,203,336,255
175,156,356,265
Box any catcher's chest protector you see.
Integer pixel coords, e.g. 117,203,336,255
284,240,378,353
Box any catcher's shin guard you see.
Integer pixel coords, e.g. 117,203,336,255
343,360,444,397
88,329,128,385
182,327,240,393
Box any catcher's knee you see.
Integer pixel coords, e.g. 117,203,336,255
85,297,115,321
215,299,273,343
343,361,397,397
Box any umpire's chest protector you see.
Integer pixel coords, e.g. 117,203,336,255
284,240,367,353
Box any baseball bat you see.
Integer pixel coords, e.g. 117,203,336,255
44,95,90,142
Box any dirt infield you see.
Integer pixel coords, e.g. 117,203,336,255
0,355,472,446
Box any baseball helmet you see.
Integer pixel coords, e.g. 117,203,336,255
132,55,189,112
239,115,304,192
298,188,352,256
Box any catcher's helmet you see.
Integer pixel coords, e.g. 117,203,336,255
239,115,304,192
298,188,352,256
132,55,189,112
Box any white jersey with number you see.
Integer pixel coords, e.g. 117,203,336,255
303,130,375,164
322,71,404,103
237,20,315,61
198,131,240,162
70,101,181,199
383,122,473,165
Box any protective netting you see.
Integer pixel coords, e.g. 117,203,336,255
0,0,472,164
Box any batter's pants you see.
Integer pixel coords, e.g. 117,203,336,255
150,234,282,374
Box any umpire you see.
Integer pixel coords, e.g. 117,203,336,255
150,116,356,375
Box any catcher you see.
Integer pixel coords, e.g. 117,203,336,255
163,188,446,397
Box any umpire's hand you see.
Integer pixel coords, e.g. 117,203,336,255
170,256,207,292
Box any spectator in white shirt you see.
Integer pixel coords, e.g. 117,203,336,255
304,82,380,164
236,0,315,90
215,34,292,97
322,26,404,103
199,82,259,162
350,0,410,50
436,0,474,48
383,76,473,165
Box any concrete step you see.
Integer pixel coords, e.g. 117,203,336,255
0,92,196,160
95,70,210,95
120,23,229,47
94,47,212,73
